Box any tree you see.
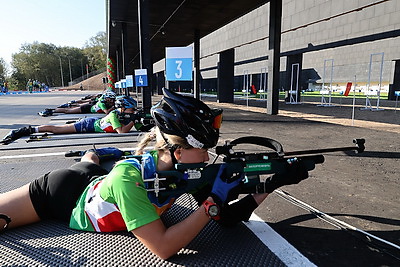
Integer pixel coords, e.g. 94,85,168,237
0,58,7,82
11,42,87,87
9,31,107,89
12,42,61,86
83,31,107,72
56,46,88,85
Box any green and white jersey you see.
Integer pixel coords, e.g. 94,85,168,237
90,100,107,113
69,151,162,232
93,110,121,133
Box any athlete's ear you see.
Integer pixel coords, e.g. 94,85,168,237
174,148,182,161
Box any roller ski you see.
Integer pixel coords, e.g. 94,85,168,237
26,133,50,142
1,126,34,144
57,100,81,108
1,139,13,145
38,108,55,117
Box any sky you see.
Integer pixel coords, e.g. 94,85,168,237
0,0,106,66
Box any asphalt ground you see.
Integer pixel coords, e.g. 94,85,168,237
0,90,399,266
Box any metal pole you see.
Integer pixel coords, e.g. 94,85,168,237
116,50,120,82
121,24,126,78
352,75,356,126
58,56,64,87
290,63,300,103
329,59,334,104
81,58,84,78
322,60,326,93
377,52,384,110
193,29,201,99
68,58,73,85
366,54,373,108
138,0,153,112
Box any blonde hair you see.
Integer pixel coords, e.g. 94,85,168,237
135,127,191,155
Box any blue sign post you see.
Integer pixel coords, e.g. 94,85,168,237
121,79,126,89
126,75,134,87
135,69,148,87
165,47,193,81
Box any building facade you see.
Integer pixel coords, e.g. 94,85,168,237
155,0,400,98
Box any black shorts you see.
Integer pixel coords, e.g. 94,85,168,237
29,162,108,222
80,103,93,113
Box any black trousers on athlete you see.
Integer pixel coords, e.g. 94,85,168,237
29,162,108,222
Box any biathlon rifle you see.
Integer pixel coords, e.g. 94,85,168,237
118,109,155,130
64,137,365,197
129,137,365,198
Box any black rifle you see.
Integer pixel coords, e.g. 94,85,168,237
64,137,364,196
118,109,155,130
130,137,365,198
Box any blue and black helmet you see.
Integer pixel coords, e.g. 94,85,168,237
103,89,116,99
115,95,138,109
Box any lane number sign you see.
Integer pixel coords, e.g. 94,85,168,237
134,69,148,87
165,47,193,81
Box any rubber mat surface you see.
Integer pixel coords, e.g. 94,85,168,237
0,158,285,266
0,132,141,151
50,113,105,120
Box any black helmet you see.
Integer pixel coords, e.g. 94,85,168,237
151,88,223,149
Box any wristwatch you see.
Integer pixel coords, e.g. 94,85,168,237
202,200,220,221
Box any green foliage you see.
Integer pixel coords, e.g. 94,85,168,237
12,42,59,86
8,75,24,91
83,31,107,72
9,32,106,89
0,58,6,81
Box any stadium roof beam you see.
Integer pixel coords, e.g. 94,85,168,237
107,0,282,115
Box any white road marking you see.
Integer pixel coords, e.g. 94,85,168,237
244,213,316,267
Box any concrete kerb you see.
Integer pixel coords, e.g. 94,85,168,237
203,100,400,134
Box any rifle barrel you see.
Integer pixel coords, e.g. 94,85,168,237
284,146,360,157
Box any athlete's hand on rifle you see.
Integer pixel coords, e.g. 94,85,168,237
211,164,243,205
263,158,309,193
119,113,139,124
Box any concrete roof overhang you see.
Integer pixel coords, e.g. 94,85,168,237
108,0,269,71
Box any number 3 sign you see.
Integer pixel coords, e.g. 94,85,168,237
165,47,193,81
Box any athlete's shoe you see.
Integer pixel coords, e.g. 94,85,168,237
2,126,34,142
38,108,54,117
57,103,70,108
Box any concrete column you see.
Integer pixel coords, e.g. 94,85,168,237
266,0,282,115
217,48,234,103
138,0,153,112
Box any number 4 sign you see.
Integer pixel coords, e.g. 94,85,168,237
165,47,193,81
134,69,148,87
